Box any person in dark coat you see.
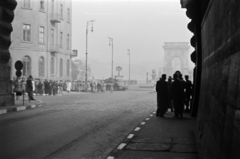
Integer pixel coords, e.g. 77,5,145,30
26,75,35,101
171,73,185,118
155,74,169,117
184,75,193,112
167,76,174,112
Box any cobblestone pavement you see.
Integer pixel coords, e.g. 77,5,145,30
0,86,156,159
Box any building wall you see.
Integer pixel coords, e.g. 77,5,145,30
10,0,72,81
196,0,240,158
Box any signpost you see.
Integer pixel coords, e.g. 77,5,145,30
14,60,24,105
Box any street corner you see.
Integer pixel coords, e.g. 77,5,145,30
105,111,156,159
0,99,44,115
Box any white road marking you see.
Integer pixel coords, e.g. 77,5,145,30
141,122,146,125
31,105,36,108
117,143,126,150
106,156,114,159
134,127,141,131
0,109,7,115
17,106,26,111
150,114,153,117
146,118,150,120
153,112,156,114
127,134,134,139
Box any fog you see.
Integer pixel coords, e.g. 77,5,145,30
72,0,193,81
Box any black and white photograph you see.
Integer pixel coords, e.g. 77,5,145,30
0,0,239,159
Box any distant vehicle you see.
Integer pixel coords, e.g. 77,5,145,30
113,82,128,91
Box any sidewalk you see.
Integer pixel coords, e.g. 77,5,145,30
106,111,198,159
0,95,43,115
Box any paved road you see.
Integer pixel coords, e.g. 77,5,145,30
0,85,156,159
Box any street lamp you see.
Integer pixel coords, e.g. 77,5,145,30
108,37,113,80
127,49,130,85
85,19,95,83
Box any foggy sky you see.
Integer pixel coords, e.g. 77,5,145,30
72,0,193,80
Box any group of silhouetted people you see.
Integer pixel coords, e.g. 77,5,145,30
155,71,193,118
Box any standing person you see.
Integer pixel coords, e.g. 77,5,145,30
49,80,53,96
38,80,43,96
167,76,174,112
171,73,185,118
184,75,193,112
90,82,93,93
32,78,36,95
155,74,169,117
66,80,71,93
59,80,63,95
97,82,101,93
21,77,26,94
26,75,35,101
14,77,23,100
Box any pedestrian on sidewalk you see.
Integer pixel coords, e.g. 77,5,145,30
26,75,35,101
14,77,23,100
171,73,185,118
156,74,169,117
184,75,193,112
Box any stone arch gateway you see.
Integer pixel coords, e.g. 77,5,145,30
162,42,190,77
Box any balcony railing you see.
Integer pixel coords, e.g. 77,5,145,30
50,13,61,23
50,44,59,53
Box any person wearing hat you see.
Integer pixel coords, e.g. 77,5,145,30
155,74,169,117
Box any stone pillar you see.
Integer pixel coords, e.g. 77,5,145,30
0,0,17,106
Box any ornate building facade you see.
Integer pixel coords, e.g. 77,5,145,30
10,0,72,80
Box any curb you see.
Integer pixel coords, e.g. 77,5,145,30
105,111,156,159
0,100,43,115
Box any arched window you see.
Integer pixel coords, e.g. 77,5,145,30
60,58,63,77
51,56,54,75
39,56,45,77
67,59,70,76
22,56,31,76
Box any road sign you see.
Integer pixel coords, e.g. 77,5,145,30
15,60,23,70
16,70,22,77
116,66,122,71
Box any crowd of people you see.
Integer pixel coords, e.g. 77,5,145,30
12,76,108,101
155,70,193,118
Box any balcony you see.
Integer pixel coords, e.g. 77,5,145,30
50,13,61,23
50,44,59,53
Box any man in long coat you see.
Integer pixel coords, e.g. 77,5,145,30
171,73,185,118
26,75,35,101
156,74,169,117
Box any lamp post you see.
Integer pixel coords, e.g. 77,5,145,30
85,19,95,83
127,49,130,85
108,37,113,80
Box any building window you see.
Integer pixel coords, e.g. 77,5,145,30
39,26,44,44
60,59,63,77
39,56,45,77
60,32,63,48
60,4,63,19
67,34,70,49
67,59,70,76
40,0,44,11
23,0,31,9
23,24,31,42
67,8,70,22
22,56,31,76
51,56,54,75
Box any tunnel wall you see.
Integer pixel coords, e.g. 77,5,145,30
196,0,240,158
